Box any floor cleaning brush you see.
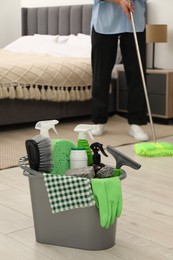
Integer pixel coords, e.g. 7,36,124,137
25,135,53,172
130,8,173,157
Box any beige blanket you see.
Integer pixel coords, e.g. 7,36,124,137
0,50,92,102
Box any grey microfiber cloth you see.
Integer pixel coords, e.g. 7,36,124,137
65,166,95,179
96,165,115,178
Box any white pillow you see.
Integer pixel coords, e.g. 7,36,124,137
4,35,60,54
33,34,58,42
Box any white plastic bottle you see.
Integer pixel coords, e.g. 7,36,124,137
70,148,88,169
74,124,96,166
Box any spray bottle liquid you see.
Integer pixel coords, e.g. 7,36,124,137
74,124,96,166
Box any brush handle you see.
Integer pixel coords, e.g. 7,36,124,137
106,145,141,170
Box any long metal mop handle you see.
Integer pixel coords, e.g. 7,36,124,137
130,11,157,142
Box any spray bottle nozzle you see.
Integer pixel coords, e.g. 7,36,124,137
90,142,108,173
74,124,96,140
35,119,59,137
90,142,108,157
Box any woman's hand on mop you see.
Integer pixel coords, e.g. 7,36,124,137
114,0,135,20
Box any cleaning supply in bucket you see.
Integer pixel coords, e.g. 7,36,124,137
25,135,53,172
50,139,76,175
70,148,88,169
91,176,122,228
65,166,95,179
43,174,95,213
90,142,108,177
35,120,59,137
35,119,76,175
106,145,141,170
74,124,96,166
96,165,115,179
25,120,59,172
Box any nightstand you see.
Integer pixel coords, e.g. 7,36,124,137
116,68,173,119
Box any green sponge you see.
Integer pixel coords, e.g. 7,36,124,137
50,139,76,175
135,142,173,157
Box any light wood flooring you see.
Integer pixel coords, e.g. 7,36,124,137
0,136,173,260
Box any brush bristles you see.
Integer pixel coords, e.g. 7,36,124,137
33,135,53,172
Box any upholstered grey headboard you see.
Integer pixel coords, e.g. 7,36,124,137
22,4,93,36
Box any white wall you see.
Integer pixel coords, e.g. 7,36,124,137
0,0,21,48
147,0,173,69
0,0,92,48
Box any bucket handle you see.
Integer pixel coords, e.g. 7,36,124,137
18,156,42,176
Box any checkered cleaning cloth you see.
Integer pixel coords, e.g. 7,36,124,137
43,174,95,213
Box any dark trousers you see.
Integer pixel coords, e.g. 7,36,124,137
91,27,148,125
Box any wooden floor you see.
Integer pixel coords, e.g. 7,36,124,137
0,136,173,259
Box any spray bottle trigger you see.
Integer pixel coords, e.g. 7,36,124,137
87,130,94,141
90,142,108,157
51,125,59,136
35,119,59,137
99,143,108,157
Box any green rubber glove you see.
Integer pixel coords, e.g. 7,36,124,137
107,177,122,226
91,176,122,228
91,180,110,228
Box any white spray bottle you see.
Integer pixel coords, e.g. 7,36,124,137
35,119,76,175
35,119,59,137
25,120,59,173
74,124,96,166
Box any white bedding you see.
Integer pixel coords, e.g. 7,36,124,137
4,33,122,76
4,34,92,58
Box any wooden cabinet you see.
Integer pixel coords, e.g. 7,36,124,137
116,68,173,119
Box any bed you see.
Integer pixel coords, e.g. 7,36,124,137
0,4,117,126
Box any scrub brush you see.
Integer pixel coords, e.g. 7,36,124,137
25,135,53,173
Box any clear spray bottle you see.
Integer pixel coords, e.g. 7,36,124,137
74,124,96,166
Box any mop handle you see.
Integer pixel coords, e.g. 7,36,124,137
130,11,157,142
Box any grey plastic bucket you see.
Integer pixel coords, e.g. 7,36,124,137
19,156,126,250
